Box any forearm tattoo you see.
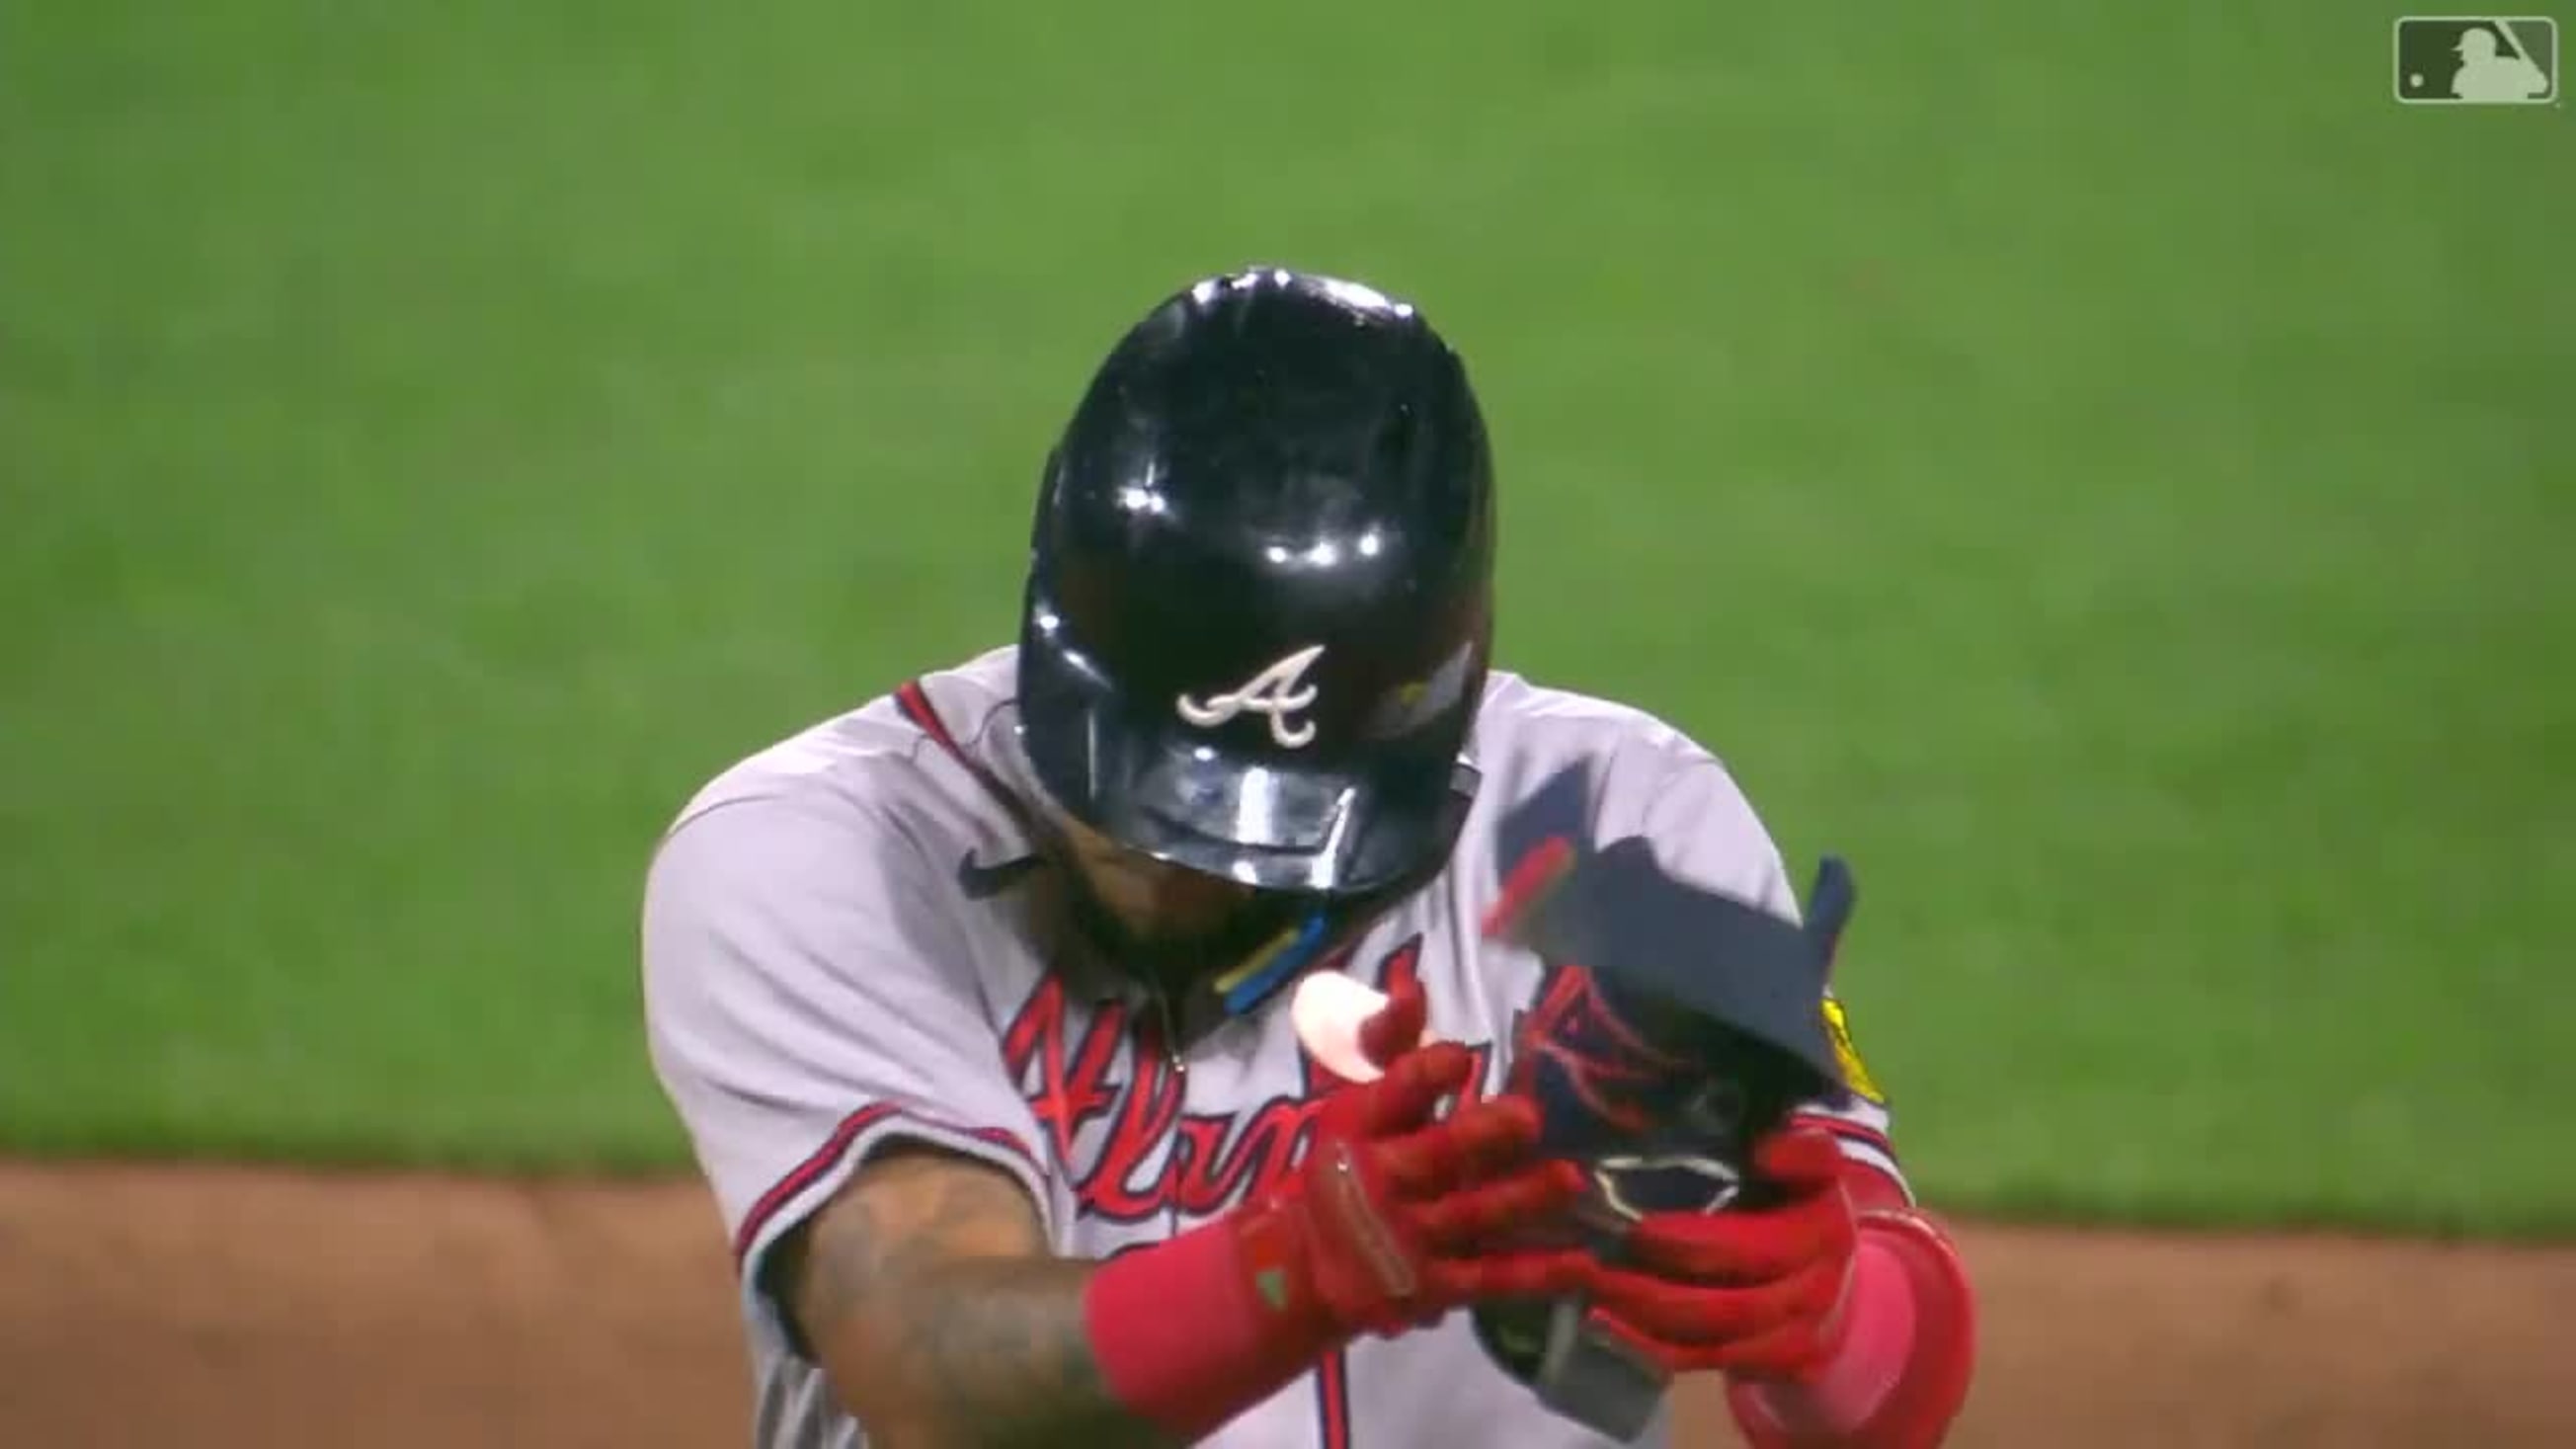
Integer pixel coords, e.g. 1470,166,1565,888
777,1152,1171,1448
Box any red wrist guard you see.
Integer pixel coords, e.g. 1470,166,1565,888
1081,1204,1343,1442
1728,1203,1977,1449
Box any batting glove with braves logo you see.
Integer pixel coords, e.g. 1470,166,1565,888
1575,1126,1861,1379
1570,1126,1977,1449
1465,819,1977,1447
1233,969,1596,1339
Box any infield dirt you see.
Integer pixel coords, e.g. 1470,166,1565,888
4,1163,2571,1447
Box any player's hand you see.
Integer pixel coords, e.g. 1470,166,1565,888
1573,1126,1860,1381
1237,974,1594,1341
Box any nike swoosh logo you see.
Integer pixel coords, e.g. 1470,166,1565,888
956,850,1042,900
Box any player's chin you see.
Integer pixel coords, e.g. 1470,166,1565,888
1137,896,1308,974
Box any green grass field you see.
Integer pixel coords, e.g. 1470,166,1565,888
5,2,2569,1237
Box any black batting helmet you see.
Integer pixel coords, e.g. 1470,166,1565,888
1016,266,1495,898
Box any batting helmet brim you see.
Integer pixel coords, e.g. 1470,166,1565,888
1014,622,1475,897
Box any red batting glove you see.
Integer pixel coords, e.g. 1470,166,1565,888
1576,1127,1861,1379
1086,973,1599,1442
1237,972,1597,1338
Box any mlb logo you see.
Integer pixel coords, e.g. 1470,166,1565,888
2394,17,2560,104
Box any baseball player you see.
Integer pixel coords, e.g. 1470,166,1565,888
642,268,1976,1448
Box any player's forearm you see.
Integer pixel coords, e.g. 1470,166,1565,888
823,1225,1344,1448
779,1154,1169,1448
822,1254,1168,1449
787,1152,1337,1448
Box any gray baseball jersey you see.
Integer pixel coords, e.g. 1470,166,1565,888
642,645,1909,1449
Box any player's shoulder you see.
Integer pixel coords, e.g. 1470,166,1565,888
640,651,1032,1018
655,644,1026,859
1471,667,1732,783
1466,668,1789,913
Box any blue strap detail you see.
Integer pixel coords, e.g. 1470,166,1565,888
1221,911,1332,1015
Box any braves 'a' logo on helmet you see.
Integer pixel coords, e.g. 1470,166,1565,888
1175,644,1328,749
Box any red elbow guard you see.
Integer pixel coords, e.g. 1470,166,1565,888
1728,1198,1977,1449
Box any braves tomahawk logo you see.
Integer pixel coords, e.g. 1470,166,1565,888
1176,644,1327,749
1508,964,1752,1221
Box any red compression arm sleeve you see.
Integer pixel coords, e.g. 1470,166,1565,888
1728,1168,1978,1449
1081,1204,1342,1443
